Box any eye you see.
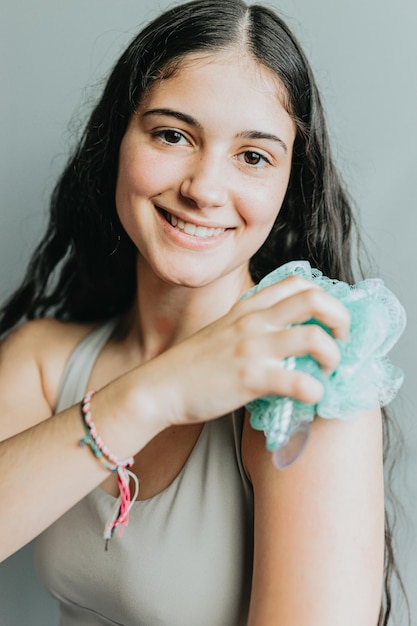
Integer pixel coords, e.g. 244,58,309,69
240,150,270,167
153,129,189,145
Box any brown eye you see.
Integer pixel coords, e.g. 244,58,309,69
162,130,184,144
244,151,261,164
242,151,268,166
153,129,188,145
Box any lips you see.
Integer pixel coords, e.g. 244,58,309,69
161,209,227,239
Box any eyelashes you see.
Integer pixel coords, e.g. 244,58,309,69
150,128,272,169
239,151,270,168
151,129,189,145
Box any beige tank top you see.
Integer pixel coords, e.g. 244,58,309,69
34,321,254,625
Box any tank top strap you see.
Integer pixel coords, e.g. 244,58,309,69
55,319,118,414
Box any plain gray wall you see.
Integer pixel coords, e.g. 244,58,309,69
1,1,415,624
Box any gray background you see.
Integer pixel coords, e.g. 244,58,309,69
0,0,415,624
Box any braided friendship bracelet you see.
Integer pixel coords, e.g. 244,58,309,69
79,390,139,549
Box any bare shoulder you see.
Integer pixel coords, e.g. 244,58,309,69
0,319,94,439
1,317,92,351
1,318,94,373
242,405,383,486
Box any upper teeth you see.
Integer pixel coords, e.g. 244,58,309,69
168,213,225,238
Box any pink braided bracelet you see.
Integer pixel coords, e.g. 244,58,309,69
79,390,139,549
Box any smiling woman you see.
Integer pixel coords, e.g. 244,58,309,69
115,50,295,289
0,1,406,625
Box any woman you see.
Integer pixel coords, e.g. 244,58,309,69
0,0,398,623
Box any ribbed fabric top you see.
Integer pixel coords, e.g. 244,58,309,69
34,321,254,625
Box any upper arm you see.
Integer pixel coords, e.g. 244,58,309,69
242,408,384,626
0,321,53,440
0,319,90,441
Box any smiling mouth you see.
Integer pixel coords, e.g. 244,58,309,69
160,209,227,239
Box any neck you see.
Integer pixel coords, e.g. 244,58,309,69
123,257,254,361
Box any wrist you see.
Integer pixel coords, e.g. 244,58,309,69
122,369,171,439
92,372,169,459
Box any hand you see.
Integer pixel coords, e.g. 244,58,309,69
127,275,350,428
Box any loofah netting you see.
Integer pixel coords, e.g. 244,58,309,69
242,261,406,468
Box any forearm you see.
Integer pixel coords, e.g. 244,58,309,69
0,378,163,561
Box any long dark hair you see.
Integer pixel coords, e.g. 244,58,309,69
0,0,354,329
0,1,405,621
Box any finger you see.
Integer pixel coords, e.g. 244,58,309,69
276,325,341,375
237,325,339,401
236,276,322,316
264,287,350,340
260,364,324,405
239,325,340,380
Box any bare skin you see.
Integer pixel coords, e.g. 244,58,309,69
0,277,348,542
0,50,384,625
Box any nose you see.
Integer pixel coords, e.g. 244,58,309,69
179,152,228,209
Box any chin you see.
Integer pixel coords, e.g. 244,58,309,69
162,273,215,289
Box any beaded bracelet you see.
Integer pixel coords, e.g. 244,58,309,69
79,390,139,549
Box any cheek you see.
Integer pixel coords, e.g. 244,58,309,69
241,174,290,229
116,150,161,205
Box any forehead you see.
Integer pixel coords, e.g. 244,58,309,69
138,49,292,124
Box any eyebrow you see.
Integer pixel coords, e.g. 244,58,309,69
142,108,288,153
238,130,288,153
142,108,202,128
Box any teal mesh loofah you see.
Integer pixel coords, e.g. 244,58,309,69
242,261,406,468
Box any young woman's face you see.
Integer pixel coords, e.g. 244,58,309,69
116,50,296,291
